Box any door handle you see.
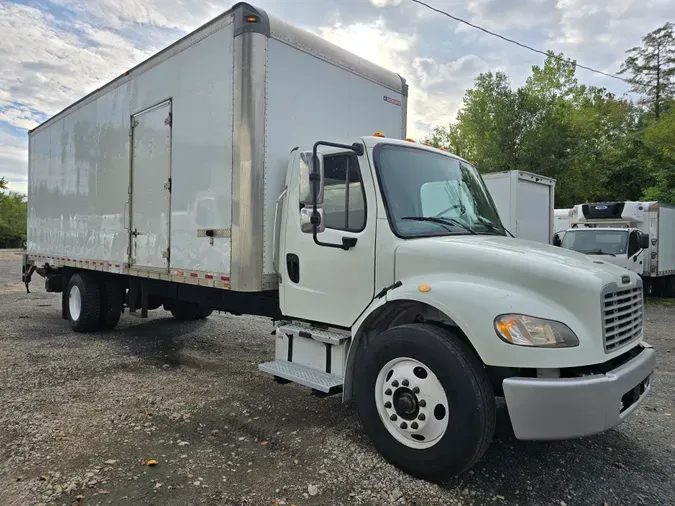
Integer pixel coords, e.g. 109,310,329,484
342,237,357,249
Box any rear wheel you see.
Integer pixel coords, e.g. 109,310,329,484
354,323,495,479
66,273,102,332
169,302,212,320
99,276,122,330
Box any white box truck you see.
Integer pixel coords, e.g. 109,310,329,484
559,201,675,296
22,2,655,479
481,170,556,244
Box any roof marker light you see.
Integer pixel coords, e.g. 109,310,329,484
373,132,385,137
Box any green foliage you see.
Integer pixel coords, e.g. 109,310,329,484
619,22,675,118
0,179,27,248
424,42,675,208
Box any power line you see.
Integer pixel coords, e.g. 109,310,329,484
410,0,633,86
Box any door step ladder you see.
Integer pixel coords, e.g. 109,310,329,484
258,323,351,394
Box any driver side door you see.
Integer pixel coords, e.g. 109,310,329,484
279,148,377,328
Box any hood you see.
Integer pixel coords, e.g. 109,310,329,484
394,235,636,292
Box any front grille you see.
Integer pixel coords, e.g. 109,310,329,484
603,286,643,352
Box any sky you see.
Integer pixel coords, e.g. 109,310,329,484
1,0,673,194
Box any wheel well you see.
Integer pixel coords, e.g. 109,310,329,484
343,300,479,402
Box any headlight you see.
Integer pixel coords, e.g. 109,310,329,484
494,314,579,348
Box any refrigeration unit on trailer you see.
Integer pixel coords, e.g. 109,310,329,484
481,170,556,244
22,1,655,480
560,201,675,296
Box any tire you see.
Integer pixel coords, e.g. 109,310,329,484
354,323,495,480
170,302,212,320
66,273,102,333
99,276,122,330
196,307,213,319
61,289,69,320
170,302,200,321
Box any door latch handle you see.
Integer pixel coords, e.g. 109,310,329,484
342,237,357,250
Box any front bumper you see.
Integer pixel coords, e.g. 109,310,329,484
503,343,656,440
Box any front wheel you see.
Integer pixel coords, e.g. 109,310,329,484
354,323,495,479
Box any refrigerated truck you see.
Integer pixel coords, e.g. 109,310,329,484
22,2,655,479
561,201,675,296
481,170,555,244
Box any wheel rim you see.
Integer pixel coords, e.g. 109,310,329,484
69,285,82,321
375,357,449,449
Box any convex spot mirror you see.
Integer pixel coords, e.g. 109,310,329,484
299,151,324,206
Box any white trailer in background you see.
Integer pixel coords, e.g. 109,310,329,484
22,1,655,480
555,208,572,233
481,170,556,244
560,201,675,296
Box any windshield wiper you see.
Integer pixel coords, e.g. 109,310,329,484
401,216,478,235
475,216,512,237
580,249,616,257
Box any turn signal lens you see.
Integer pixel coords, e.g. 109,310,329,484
418,284,431,293
494,314,579,347
247,15,258,22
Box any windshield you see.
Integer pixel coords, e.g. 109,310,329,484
373,144,505,237
560,229,628,255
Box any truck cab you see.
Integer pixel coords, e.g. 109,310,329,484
558,202,651,276
264,135,656,477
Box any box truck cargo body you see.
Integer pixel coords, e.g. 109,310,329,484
23,2,655,480
26,4,406,294
481,170,555,244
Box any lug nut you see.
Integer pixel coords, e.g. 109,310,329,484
411,422,418,430
418,413,426,421
385,388,392,396
419,400,426,407
384,401,392,409
412,386,420,394
391,380,399,387
402,379,409,386
400,422,408,429
390,414,397,421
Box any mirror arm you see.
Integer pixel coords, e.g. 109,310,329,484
310,141,365,251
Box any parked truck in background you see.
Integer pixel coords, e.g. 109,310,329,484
22,2,656,479
481,170,555,244
553,208,572,242
559,201,675,297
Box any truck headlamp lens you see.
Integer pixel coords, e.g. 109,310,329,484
494,314,579,347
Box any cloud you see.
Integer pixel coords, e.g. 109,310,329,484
0,0,670,191
0,3,153,128
0,128,28,195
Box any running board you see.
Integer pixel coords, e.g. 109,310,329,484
259,360,343,393
277,323,350,345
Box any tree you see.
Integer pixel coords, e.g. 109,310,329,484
0,179,28,248
619,22,675,119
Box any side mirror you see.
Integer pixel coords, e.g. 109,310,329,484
299,151,324,206
552,233,562,247
300,207,325,234
639,233,650,250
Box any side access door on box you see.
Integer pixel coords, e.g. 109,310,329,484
129,100,173,271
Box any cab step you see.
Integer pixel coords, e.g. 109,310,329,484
277,323,350,345
259,360,343,393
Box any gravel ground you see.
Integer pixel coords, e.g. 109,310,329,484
0,250,673,506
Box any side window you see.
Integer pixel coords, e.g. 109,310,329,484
322,153,366,232
628,231,639,257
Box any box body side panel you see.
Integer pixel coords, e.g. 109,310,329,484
262,37,406,276
657,205,675,274
27,20,235,275
27,84,131,263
